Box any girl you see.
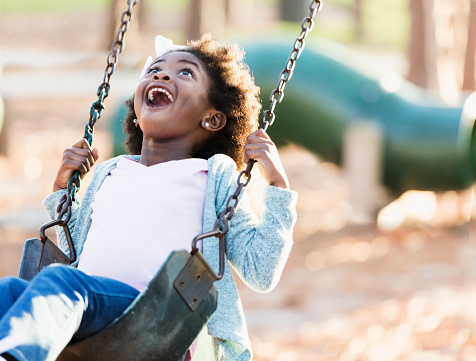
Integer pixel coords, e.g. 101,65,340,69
0,34,297,361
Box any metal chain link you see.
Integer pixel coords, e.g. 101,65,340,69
261,0,323,131
192,0,323,280
66,0,139,200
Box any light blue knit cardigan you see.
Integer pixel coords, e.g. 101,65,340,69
43,153,297,361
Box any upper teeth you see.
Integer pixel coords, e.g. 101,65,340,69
148,88,174,103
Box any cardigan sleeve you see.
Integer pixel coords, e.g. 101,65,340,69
215,159,298,293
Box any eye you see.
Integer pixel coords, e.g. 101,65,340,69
179,68,194,78
147,66,161,74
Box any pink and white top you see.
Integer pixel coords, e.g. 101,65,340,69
77,156,209,292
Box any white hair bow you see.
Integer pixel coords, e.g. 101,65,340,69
139,35,187,80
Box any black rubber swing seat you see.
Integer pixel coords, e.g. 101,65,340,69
52,250,218,361
22,249,218,361
55,250,217,361
19,221,221,361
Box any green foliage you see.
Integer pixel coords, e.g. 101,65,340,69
271,20,356,45
146,0,191,12
1,0,111,13
1,0,195,14
2,0,410,50
331,0,354,7
362,0,410,49
279,0,410,50
313,23,357,45
255,0,279,5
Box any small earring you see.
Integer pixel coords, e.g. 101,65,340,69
133,119,138,128
205,122,210,128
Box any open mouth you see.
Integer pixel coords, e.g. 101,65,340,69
145,87,174,108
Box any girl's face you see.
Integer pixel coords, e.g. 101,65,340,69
134,51,215,145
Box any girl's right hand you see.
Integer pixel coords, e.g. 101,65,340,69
53,139,99,192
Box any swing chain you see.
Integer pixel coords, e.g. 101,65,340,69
67,0,139,200
194,0,322,279
232,0,322,209
103,1,136,86
261,0,322,131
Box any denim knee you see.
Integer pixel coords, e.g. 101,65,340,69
0,277,29,319
30,264,86,296
0,277,28,298
36,263,77,279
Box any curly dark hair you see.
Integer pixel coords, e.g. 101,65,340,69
122,33,261,168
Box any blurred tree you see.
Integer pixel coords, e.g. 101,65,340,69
408,0,470,102
223,0,249,28
0,97,6,156
279,0,308,21
225,0,231,23
109,0,144,51
354,0,364,41
187,0,226,40
407,0,429,88
463,0,476,90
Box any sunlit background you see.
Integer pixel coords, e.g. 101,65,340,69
1,0,475,360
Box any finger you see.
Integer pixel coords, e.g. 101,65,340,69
66,154,93,174
243,149,269,164
64,147,92,159
61,159,90,177
64,146,97,168
256,129,270,139
243,152,253,164
248,129,271,140
246,135,274,146
244,148,267,158
244,142,272,154
63,152,92,173
92,148,99,162
64,144,98,170
71,138,92,150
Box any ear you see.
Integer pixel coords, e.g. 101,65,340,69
201,111,226,132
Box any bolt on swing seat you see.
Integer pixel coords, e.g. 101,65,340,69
16,0,322,359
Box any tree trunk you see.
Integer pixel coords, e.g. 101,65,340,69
108,0,143,51
407,0,428,88
463,0,476,90
187,0,226,41
279,0,308,22
354,0,364,41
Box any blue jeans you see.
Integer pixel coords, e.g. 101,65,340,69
0,264,140,361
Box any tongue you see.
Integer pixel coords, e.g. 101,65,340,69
150,92,171,107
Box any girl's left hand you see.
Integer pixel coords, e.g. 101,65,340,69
243,129,290,189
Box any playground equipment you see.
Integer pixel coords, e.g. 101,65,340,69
241,38,476,194
112,38,475,194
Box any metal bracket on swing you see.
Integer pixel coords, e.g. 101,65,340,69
19,193,77,281
173,230,223,311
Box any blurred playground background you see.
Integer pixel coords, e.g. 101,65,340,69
1,0,476,360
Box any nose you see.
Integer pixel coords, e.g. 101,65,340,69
152,71,172,82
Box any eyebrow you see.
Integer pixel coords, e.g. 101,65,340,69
151,58,202,72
